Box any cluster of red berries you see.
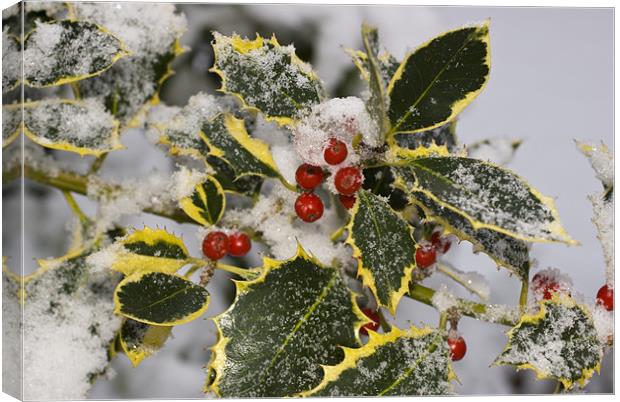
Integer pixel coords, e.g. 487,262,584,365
294,138,362,222
532,272,614,312
415,231,452,269
202,231,251,260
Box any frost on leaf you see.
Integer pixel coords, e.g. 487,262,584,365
23,20,128,87
393,121,459,154
114,271,209,326
397,157,574,244
211,32,324,125
72,2,187,124
2,103,21,148
388,23,490,134
2,29,21,93
494,296,603,390
400,188,530,280
2,2,63,37
22,98,123,156
19,254,122,400
119,318,172,367
87,227,191,276
207,246,367,397
346,190,417,313
360,24,390,138
179,176,226,226
301,326,454,396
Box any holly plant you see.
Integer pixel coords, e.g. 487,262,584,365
2,3,613,399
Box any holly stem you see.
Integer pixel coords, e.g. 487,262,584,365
436,262,488,301
519,276,529,315
438,312,448,330
278,176,298,193
407,283,518,327
553,381,564,394
215,263,261,280
61,190,89,225
184,263,204,279
330,225,346,242
89,154,108,175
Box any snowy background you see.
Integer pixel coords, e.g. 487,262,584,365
3,3,613,397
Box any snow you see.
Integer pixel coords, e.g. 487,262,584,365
467,137,521,166
163,92,223,145
576,141,613,188
2,28,20,92
591,304,613,345
530,267,573,302
431,285,459,312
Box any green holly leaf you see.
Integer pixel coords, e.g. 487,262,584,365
207,245,368,397
345,190,417,314
2,31,21,93
179,175,226,226
2,2,63,37
114,271,210,326
388,23,490,135
300,326,454,396
393,157,575,244
494,296,603,390
22,20,129,88
211,32,324,126
402,188,530,280
71,2,187,125
22,98,123,156
360,24,390,139
2,103,21,148
119,318,172,367
345,47,399,86
89,227,191,276
393,121,459,154
207,156,264,199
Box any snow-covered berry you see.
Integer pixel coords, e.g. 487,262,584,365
415,243,436,269
334,166,362,195
295,163,324,190
294,192,324,222
596,284,613,311
360,308,380,336
228,232,251,257
324,138,348,165
431,231,452,254
448,335,467,361
339,194,356,210
202,231,229,260
532,272,561,300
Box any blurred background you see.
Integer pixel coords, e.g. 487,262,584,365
2,3,613,397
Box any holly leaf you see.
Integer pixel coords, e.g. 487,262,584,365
2,2,63,37
88,227,191,276
345,190,417,313
393,121,459,154
207,156,264,199
388,23,490,135
393,157,575,244
344,47,399,85
22,20,128,88
2,103,21,148
494,296,603,390
211,32,324,126
300,326,454,396
119,318,172,367
71,2,187,125
2,30,21,93
179,175,226,226
360,24,390,139
22,98,123,156
207,245,368,397
114,271,210,326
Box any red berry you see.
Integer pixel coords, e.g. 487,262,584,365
431,232,452,254
360,308,380,336
448,336,467,361
295,193,324,222
228,232,251,257
415,243,436,269
532,273,561,300
334,167,362,195
202,231,229,260
324,138,348,165
295,163,324,190
596,284,613,311
339,194,356,210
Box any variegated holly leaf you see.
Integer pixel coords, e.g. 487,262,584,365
494,296,603,390
88,227,191,276
300,326,454,396
345,190,417,313
207,246,368,397
179,176,226,226
211,32,324,126
393,157,575,244
2,30,21,93
208,156,264,198
23,20,128,88
393,121,459,154
22,98,122,156
114,271,210,326
71,2,187,125
360,24,390,139
361,166,408,211
388,23,490,135
400,186,530,280
345,47,399,85
2,103,21,148
2,2,64,37
119,318,172,367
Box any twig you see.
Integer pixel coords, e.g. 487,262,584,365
62,190,89,225
436,262,488,301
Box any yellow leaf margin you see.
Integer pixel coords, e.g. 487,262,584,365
119,319,172,367
179,175,226,226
